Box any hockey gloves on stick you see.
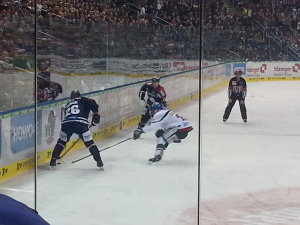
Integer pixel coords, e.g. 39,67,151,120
91,113,100,126
133,128,143,140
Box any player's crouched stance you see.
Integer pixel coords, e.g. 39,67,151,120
133,103,193,164
50,91,104,169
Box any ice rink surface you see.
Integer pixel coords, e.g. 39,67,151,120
0,98,199,225
201,81,300,225
2,80,300,225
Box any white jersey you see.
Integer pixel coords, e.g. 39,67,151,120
142,109,192,133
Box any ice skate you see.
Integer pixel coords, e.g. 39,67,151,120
223,118,227,122
96,159,104,170
148,155,162,164
243,119,247,123
173,137,181,143
49,158,56,169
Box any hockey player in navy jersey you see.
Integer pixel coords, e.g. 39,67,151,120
223,69,247,123
137,76,167,129
50,90,104,169
133,102,193,163
0,194,50,225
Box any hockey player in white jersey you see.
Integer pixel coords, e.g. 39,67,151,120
133,102,193,163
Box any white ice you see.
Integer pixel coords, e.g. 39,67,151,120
201,80,300,200
0,99,199,225
1,80,300,225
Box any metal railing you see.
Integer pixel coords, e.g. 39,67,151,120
253,19,300,60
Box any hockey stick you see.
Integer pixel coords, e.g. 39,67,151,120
71,137,132,164
144,100,149,107
59,124,93,159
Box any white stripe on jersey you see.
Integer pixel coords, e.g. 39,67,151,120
142,110,191,133
62,120,89,125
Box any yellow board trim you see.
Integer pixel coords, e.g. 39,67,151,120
0,90,201,181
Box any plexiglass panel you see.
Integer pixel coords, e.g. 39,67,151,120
0,11,36,210
201,1,300,224
0,0,200,224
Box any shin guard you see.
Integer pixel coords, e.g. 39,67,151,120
89,144,101,161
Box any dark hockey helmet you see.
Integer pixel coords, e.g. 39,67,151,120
70,90,81,99
151,76,160,83
234,69,242,76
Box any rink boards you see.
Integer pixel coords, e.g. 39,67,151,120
1,60,296,181
0,69,199,181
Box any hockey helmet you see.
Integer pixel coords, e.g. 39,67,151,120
234,69,242,76
150,102,164,111
70,90,81,99
151,76,160,83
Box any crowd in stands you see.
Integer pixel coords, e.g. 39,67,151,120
0,0,199,109
203,0,300,61
0,0,200,64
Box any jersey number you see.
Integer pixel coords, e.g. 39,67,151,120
233,86,242,93
65,105,80,117
175,113,187,121
169,112,187,121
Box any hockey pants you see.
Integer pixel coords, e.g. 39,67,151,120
223,97,247,120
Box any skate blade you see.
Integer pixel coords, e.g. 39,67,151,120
148,161,160,165
98,167,105,171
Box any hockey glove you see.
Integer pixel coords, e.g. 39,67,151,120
139,91,145,101
91,113,100,126
228,90,232,98
242,90,247,99
133,128,143,140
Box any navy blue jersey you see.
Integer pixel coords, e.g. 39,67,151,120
0,194,50,225
63,97,99,125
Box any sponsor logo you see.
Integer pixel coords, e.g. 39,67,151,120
173,62,185,71
268,77,286,80
233,63,246,75
10,112,42,154
292,63,300,72
0,168,8,176
51,60,87,70
247,64,267,74
248,77,265,81
16,158,37,170
45,110,57,145
92,61,106,70
274,66,292,72
273,64,300,75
